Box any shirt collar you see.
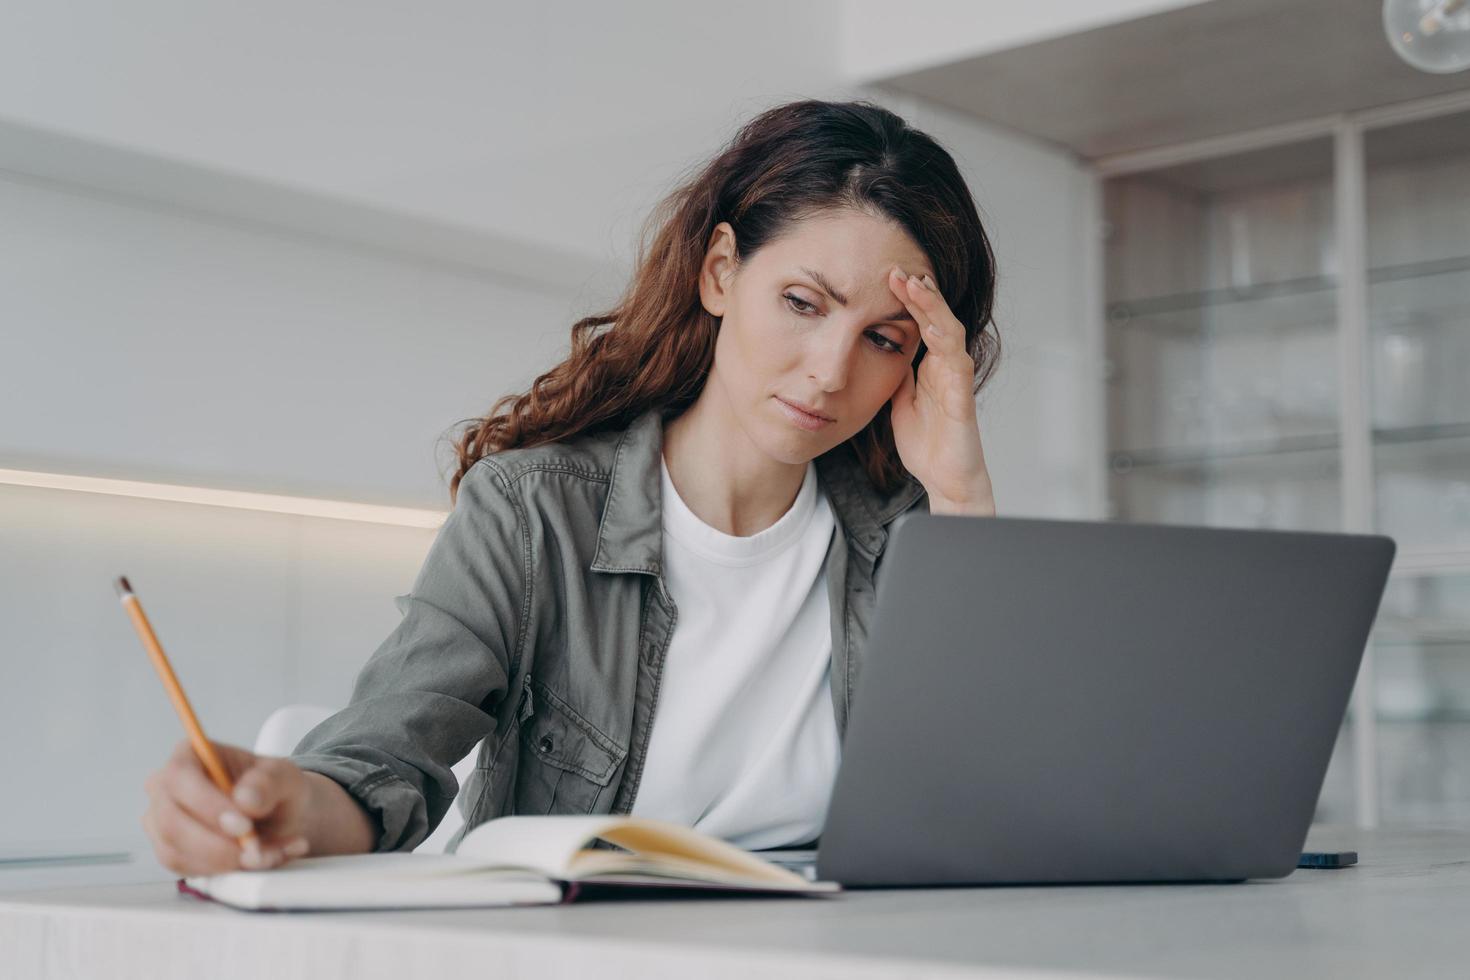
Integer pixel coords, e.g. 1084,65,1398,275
590,407,925,575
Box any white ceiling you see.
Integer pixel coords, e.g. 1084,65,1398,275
872,0,1470,160
839,0,1207,81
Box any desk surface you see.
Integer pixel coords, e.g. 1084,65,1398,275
3,826,1468,980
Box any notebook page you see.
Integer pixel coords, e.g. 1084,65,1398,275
454,815,625,877
183,853,561,910
455,815,810,886
591,820,805,884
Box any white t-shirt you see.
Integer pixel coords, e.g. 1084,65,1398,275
627,455,841,849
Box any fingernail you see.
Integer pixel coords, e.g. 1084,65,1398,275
923,275,936,289
240,840,263,869
284,838,310,858
219,811,253,836
233,785,262,811
895,268,908,281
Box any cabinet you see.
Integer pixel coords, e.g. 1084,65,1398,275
1098,98,1470,826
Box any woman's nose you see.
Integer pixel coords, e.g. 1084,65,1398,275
807,333,858,392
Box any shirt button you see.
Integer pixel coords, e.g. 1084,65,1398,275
539,734,555,754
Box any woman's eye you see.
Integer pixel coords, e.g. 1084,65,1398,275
783,293,817,315
785,293,901,354
867,331,904,354
787,295,899,357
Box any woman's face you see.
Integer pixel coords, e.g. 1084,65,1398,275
697,210,935,465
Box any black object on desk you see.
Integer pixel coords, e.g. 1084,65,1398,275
1298,851,1358,868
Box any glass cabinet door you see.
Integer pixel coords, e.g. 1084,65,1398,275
1103,139,1340,532
1099,105,1470,829
1366,109,1470,554
1365,109,1470,826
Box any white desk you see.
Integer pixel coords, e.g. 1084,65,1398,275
3,826,1467,980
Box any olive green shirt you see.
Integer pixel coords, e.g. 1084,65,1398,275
290,406,929,852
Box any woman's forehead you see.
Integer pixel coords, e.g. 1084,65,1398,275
758,220,932,285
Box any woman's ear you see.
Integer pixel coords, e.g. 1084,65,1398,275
698,222,737,318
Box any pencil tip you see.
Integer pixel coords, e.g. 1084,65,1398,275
115,576,132,598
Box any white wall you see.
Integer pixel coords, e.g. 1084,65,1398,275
0,0,845,267
0,169,578,508
0,483,437,861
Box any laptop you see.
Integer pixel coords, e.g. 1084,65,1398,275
760,514,1395,886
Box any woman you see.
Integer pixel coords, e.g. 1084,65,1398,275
141,98,1001,874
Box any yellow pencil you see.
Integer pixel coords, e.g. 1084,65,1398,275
115,575,261,857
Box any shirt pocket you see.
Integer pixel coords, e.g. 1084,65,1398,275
513,674,627,815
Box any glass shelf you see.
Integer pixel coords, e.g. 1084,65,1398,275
1376,421,1470,446
1106,274,1335,322
1106,278,1336,335
1104,253,1470,323
1374,624,1470,649
1110,422,1470,471
1370,253,1470,286
1109,432,1339,470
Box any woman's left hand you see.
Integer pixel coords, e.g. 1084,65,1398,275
886,267,996,516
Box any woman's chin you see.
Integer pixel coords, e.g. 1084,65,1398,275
756,423,835,465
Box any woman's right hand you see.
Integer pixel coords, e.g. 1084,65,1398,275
142,738,313,875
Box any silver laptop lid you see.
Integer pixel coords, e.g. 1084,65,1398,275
816,515,1395,886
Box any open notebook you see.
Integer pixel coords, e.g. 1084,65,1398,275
178,815,840,910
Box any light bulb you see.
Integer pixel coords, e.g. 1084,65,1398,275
1384,0,1470,73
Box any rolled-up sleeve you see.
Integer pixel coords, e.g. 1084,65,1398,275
290,458,527,852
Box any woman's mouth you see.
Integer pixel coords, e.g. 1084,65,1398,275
774,396,835,431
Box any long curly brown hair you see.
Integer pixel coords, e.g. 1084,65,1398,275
445,98,1000,505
